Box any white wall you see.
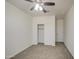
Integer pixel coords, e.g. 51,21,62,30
32,16,55,46
5,1,32,59
64,5,74,57
56,19,64,42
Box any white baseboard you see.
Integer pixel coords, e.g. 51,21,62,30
5,43,32,59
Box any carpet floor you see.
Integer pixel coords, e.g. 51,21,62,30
12,43,73,59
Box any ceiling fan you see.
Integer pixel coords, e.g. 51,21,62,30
25,0,55,13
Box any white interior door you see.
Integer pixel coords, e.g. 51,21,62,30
38,24,44,43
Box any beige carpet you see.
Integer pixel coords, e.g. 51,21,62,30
11,43,73,59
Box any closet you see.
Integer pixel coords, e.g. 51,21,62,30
37,24,44,44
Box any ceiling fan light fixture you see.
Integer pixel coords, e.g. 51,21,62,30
34,4,39,10
34,3,43,11
39,6,43,11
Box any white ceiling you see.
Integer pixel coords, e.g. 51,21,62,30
6,0,74,19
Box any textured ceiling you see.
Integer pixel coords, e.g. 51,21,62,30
6,0,74,19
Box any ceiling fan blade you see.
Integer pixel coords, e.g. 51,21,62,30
43,8,47,13
44,2,55,6
25,0,34,2
30,6,34,11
